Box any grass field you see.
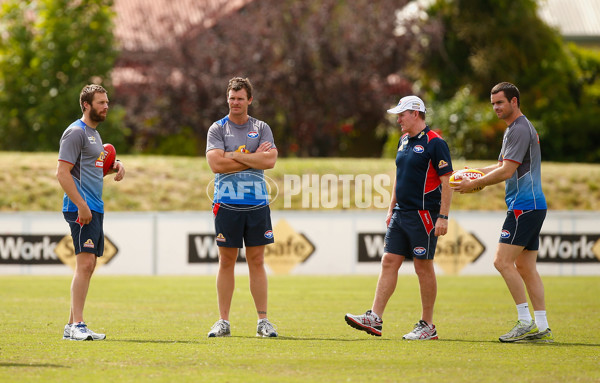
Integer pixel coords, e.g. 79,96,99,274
1,275,599,382
1,152,600,212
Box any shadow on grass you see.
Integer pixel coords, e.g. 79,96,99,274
0,362,69,368
115,339,201,344
437,338,600,347
113,336,389,343
111,337,600,347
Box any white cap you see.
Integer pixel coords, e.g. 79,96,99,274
387,95,426,114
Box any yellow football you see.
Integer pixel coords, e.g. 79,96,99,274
449,169,485,193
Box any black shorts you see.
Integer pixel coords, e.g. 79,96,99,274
384,210,438,260
499,209,546,250
63,211,105,257
213,203,274,248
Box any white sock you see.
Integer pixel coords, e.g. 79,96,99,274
257,318,267,324
534,311,549,331
516,303,532,323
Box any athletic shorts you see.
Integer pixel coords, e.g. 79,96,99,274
213,203,274,248
499,209,546,250
384,210,438,260
63,211,105,257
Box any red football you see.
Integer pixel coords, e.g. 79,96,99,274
103,143,116,176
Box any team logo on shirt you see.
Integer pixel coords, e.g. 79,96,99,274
413,145,424,153
235,145,249,153
247,131,259,139
438,160,448,169
83,239,95,248
413,247,426,256
216,233,226,242
87,136,97,144
501,230,511,238
95,152,105,168
264,230,274,239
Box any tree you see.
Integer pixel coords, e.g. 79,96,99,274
112,0,422,157
0,0,122,152
414,0,600,162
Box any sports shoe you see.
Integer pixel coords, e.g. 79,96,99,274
87,327,106,340
256,319,278,337
70,322,93,341
498,320,538,343
344,310,383,337
63,324,72,340
523,328,554,343
208,319,231,338
403,320,438,340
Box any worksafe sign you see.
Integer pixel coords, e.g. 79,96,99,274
0,235,63,264
0,234,118,269
188,234,246,263
357,219,485,275
54,235,118,270
538,234,600,263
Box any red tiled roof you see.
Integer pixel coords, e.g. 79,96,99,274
113,0,253,51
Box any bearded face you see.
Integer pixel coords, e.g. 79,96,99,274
85,92,109,123
89,105,106,122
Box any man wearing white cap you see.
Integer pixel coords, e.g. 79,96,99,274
345,95,453,339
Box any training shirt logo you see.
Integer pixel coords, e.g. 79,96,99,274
247,131,259,139
438,160,448,169
413,145,424,153
413,247,426,256
264,230,274,239
83,239,95,248
95,152,105,168
501,230,511,238
87,136,97,144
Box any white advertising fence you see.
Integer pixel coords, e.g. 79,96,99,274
1,211,599,276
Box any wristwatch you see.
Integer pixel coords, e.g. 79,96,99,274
438,214,449,220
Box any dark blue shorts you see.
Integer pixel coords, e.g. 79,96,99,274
213,203,274,248
63,211,105,257
384,210,438,260
499,209,546,250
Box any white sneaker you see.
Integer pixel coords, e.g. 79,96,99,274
403,320,438,340
63,324,72,340
498,320,538,343
345,310,383,336
256,319,278,337
87,327,106,340
208,319,231,338
70,322,93,341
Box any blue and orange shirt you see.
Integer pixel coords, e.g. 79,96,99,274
394,126,453,211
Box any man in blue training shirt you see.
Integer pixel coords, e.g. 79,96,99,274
345,95,453,339
205,77,278,338
452,82,552,343
57,84,125,341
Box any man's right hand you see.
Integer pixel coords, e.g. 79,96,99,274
77,205,93,225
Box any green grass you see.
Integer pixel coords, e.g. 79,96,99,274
2,152,600,212
0,275,599,382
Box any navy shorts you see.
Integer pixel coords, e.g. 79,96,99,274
213,203,274,248
384,210,438,260
63,211,105,257
499,209,546,250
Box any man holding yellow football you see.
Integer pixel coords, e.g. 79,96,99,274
452,82,552,343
